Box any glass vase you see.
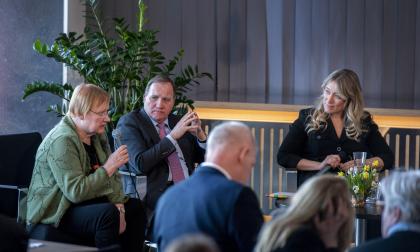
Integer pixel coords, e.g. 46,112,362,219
353,194,366,208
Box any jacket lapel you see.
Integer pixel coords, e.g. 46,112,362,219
139,109,161,143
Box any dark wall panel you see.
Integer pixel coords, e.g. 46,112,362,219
395,0,417,108
101,0,420,109
246,0,267,103
294,0,312,105
311,0,329,98
382,0,398,108
0,0,62,136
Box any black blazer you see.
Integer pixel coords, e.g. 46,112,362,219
116,109,205,212
153,166,264,252
278,108,394,186
350,231,420,252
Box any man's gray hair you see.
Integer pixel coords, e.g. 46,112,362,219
381,170,420,223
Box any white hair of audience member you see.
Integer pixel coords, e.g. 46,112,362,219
164,233,220,252
381,170,420,223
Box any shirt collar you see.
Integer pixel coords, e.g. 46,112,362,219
145,112,169,128
388,222,420,236
201,162,232,180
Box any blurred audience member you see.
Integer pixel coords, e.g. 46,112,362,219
153,121,263,252
165,233,220,252
255,175,354,252
351,171,420,252
27,84,146,251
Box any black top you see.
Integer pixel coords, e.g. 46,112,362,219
277,108,394,186
273,226,339,252
81,141,108,205
83,141,100,173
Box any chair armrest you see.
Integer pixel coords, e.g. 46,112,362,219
0,184,19,190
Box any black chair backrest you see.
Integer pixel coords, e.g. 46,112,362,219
0,132,42,187
0,132,42,218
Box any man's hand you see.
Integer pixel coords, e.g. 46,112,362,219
170,111,202,140
189,112,207,141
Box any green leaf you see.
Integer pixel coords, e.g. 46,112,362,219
47,104,66,117
22,81,73,101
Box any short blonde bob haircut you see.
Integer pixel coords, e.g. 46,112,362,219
67,83,109,117
255,175,354,252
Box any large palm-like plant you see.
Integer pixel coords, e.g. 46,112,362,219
22,0,211,128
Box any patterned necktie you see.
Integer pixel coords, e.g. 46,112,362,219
157,123,185,183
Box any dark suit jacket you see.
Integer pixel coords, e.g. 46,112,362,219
116,109,205,213
277,108,394,186
350,231,420,252
152,166,264,252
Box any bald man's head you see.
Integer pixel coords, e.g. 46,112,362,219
206,121,256,184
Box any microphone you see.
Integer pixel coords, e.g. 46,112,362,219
317,165,335,175
317,151,348,176
112,128,142,199
112,128,123,149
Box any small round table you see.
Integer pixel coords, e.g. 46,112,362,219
354,203,383,245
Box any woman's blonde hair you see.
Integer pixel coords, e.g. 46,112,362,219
255,175,354,252
67,83,109,117
307,69,367,141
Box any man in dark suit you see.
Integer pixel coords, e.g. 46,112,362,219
153,121,264,252
351,171,420,252
116,75,206,221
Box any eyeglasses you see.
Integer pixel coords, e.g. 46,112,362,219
90,109,109,117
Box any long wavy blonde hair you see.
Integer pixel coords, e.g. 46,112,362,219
306,69,368,141
255,175,354,252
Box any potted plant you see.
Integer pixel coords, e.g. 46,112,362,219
22,0,212,129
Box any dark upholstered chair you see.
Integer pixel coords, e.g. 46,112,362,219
0,132,42,222
0,132,96,247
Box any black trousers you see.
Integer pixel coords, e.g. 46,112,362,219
58,198,146,251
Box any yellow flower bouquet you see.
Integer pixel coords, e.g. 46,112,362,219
338,160,380,207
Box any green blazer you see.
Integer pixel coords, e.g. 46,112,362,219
26,116,127,227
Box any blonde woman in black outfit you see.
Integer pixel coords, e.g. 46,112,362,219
277,69,394,186
255,175,354,252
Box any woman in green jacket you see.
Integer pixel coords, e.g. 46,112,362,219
27,84,146,251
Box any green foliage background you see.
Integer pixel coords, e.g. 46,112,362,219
23,0,212,129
